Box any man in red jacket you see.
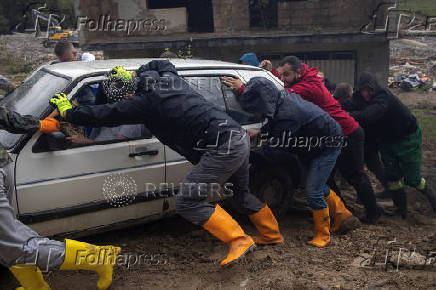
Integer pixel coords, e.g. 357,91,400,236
243,56,380,224
276,56,383,223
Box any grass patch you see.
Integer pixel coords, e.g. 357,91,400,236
411,108,436,150
399,0,436,16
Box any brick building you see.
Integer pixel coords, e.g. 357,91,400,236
75,0,397,85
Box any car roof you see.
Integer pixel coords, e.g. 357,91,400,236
43,58,263,79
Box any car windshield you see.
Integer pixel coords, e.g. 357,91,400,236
0,70,70,149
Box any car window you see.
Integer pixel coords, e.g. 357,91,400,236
237,70,284,89
184,76,226,110
222,84,264,125
0,70,69,149
62,81,152,150
184,75,263,125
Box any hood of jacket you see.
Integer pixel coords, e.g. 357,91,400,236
239,53,260,67
299,63,323,84
356,71,382,93
239,77,280,119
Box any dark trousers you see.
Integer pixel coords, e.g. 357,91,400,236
329,126,378,216
365,142,386,188
175,132,264,225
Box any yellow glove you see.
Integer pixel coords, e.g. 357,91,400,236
50,93,72,118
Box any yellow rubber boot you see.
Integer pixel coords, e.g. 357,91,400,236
9,264,50,290
325,190,360,233
249,204,284,245
307,208,330,247
59,239,121,290
203,204,255,266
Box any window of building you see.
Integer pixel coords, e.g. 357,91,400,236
148,0,214,33
249,0,278,29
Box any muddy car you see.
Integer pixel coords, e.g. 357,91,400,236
1,58,301,237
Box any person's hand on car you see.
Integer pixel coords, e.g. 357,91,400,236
66,134,94,145
221,76,243,92
259,60,273,72
50,93,72,118
39,117,60,134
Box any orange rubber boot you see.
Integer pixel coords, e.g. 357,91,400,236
203,204,255,266
307,208,330,247
325,190,360,233
249,204,284,245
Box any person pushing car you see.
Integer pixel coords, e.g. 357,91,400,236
50,60,284,266
222,76,360,247
0,108,120,290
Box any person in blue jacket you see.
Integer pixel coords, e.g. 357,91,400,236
235,77,360,247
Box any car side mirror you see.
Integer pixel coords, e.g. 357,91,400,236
47,131,67,151
32,131,67,153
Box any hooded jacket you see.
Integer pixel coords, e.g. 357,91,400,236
239,53,260,67
65,60,242,164
271,63,359,136
349,71,418,143
240,77,343,162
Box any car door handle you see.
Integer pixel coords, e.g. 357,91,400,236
129,150,159,157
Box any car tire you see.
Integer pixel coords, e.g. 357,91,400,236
249,165,295,220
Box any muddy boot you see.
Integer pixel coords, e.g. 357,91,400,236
325,190,361,233
360,204,392,224
249,204,284,245
307,208,330,247
391,189,407,219
9,265,50,290
60,239,121,290
203,204,255,266
417,178,436,212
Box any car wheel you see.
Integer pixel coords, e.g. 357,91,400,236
249,166,294,219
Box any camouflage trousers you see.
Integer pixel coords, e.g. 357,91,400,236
0,165,65,270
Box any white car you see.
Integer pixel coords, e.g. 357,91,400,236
1,58,298,237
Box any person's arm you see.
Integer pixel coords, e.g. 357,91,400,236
0,106,59,134
50,93,148,128
270,67,281,79
251,121,292,164
259,60,281,79
221,77,244,95
66,134,95,145
349,95,389,124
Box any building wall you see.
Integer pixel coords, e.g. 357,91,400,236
277,0,378,31
104,39,389,86
75,0,391,43
77,0,390,86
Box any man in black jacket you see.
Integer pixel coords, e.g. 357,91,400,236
50,61,284,266
349,71,436,217
234,77,360,248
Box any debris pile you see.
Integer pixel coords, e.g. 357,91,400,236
390,37,436,91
